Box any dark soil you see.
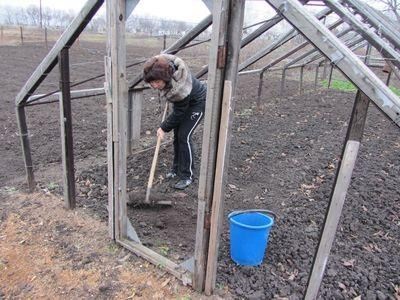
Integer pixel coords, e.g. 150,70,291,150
1,41,399,299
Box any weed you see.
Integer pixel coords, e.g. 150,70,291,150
321,79,356,92
47,182,59,191
158,245,169,256
389,86,400,96
0,186,18,195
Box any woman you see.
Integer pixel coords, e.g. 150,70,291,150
143,54,207,190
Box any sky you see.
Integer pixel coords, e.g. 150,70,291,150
0,0,213,23
0,0,278,24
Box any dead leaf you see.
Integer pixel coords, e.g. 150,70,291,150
161,278,171,287
338,282,347,290
343,259,355,267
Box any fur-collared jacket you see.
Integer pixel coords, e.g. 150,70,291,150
158,54,207,132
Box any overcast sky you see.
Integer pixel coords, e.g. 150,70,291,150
0,0,213,23
0,0,277,24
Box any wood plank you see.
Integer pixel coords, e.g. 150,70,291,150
16,0,104,106
59,48,76,209
325,0,400,70
305,91,369,298
305,140,360,299
266,0,400,127
105,56,115,239
16,106,35,191
238,8,333,72
204,0,245,295
118,239,192,286
194,0,228,291
131,90,142,148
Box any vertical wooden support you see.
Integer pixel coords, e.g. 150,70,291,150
299,66,304,94
1,26,3,43
280,68,287,97
327,65,334,89
305,91,369,299
105,55,115,239
59,47,76,209
314,64,319,91
322,59,328,80
257,71,265,110
126,90,142,154
194,1,227,290
20,26,23,44
198,0,245,295
16,106,35,191
45,27,48,49
106,0,128,240
163,34,166,50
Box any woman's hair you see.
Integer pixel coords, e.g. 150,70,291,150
143,56,174,83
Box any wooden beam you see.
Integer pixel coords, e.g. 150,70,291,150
118,239,192,285
265,0,400,128
59,47,76,209
342,0,400,50
196,12,284,78
15,0,104,106
305,91,369,299
16,106,35,191
325,0,400,70
203,0,245,295
106,0,129,240
126,90,142,155
239,7,333,72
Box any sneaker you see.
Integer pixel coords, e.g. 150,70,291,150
166,171,177,179
174,179,192,190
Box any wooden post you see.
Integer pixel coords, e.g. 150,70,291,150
314,64,319,91
256,71,265,110
45,27,48,48
305,91,370,299
107,0,129,241
327,64,334,89
280,68,287,96
59,47,76,209
1,26,3,43
299,66,304,94
163,34,166,50
20,26,23,44
126,90,142,154
322,58,328,80
16,106,35,191
199,0,245,295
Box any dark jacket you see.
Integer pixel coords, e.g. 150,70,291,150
160,75,206,132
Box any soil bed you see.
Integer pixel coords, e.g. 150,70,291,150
0,41,399,299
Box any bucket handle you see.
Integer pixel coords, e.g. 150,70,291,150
228,209,277,220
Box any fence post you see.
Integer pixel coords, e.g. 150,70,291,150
45,27,48,48
1,26,3,43
20,26,23,44
163,34,166,50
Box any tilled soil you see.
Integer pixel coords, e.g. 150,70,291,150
1,41,399,299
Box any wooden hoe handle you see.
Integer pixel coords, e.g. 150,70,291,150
144,102,169,203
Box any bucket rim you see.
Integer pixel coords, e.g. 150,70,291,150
229,211,274,229
228,209,276,220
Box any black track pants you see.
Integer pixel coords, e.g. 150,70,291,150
172,105,204,180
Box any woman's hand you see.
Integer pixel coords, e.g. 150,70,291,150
157,127,165,140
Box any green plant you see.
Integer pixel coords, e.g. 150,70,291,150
389,86,400,96
47,182,59,191
0,186,18,195
321,79,356,92
158,245,169,256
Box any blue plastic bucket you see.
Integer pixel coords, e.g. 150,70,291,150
228,210,275,266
